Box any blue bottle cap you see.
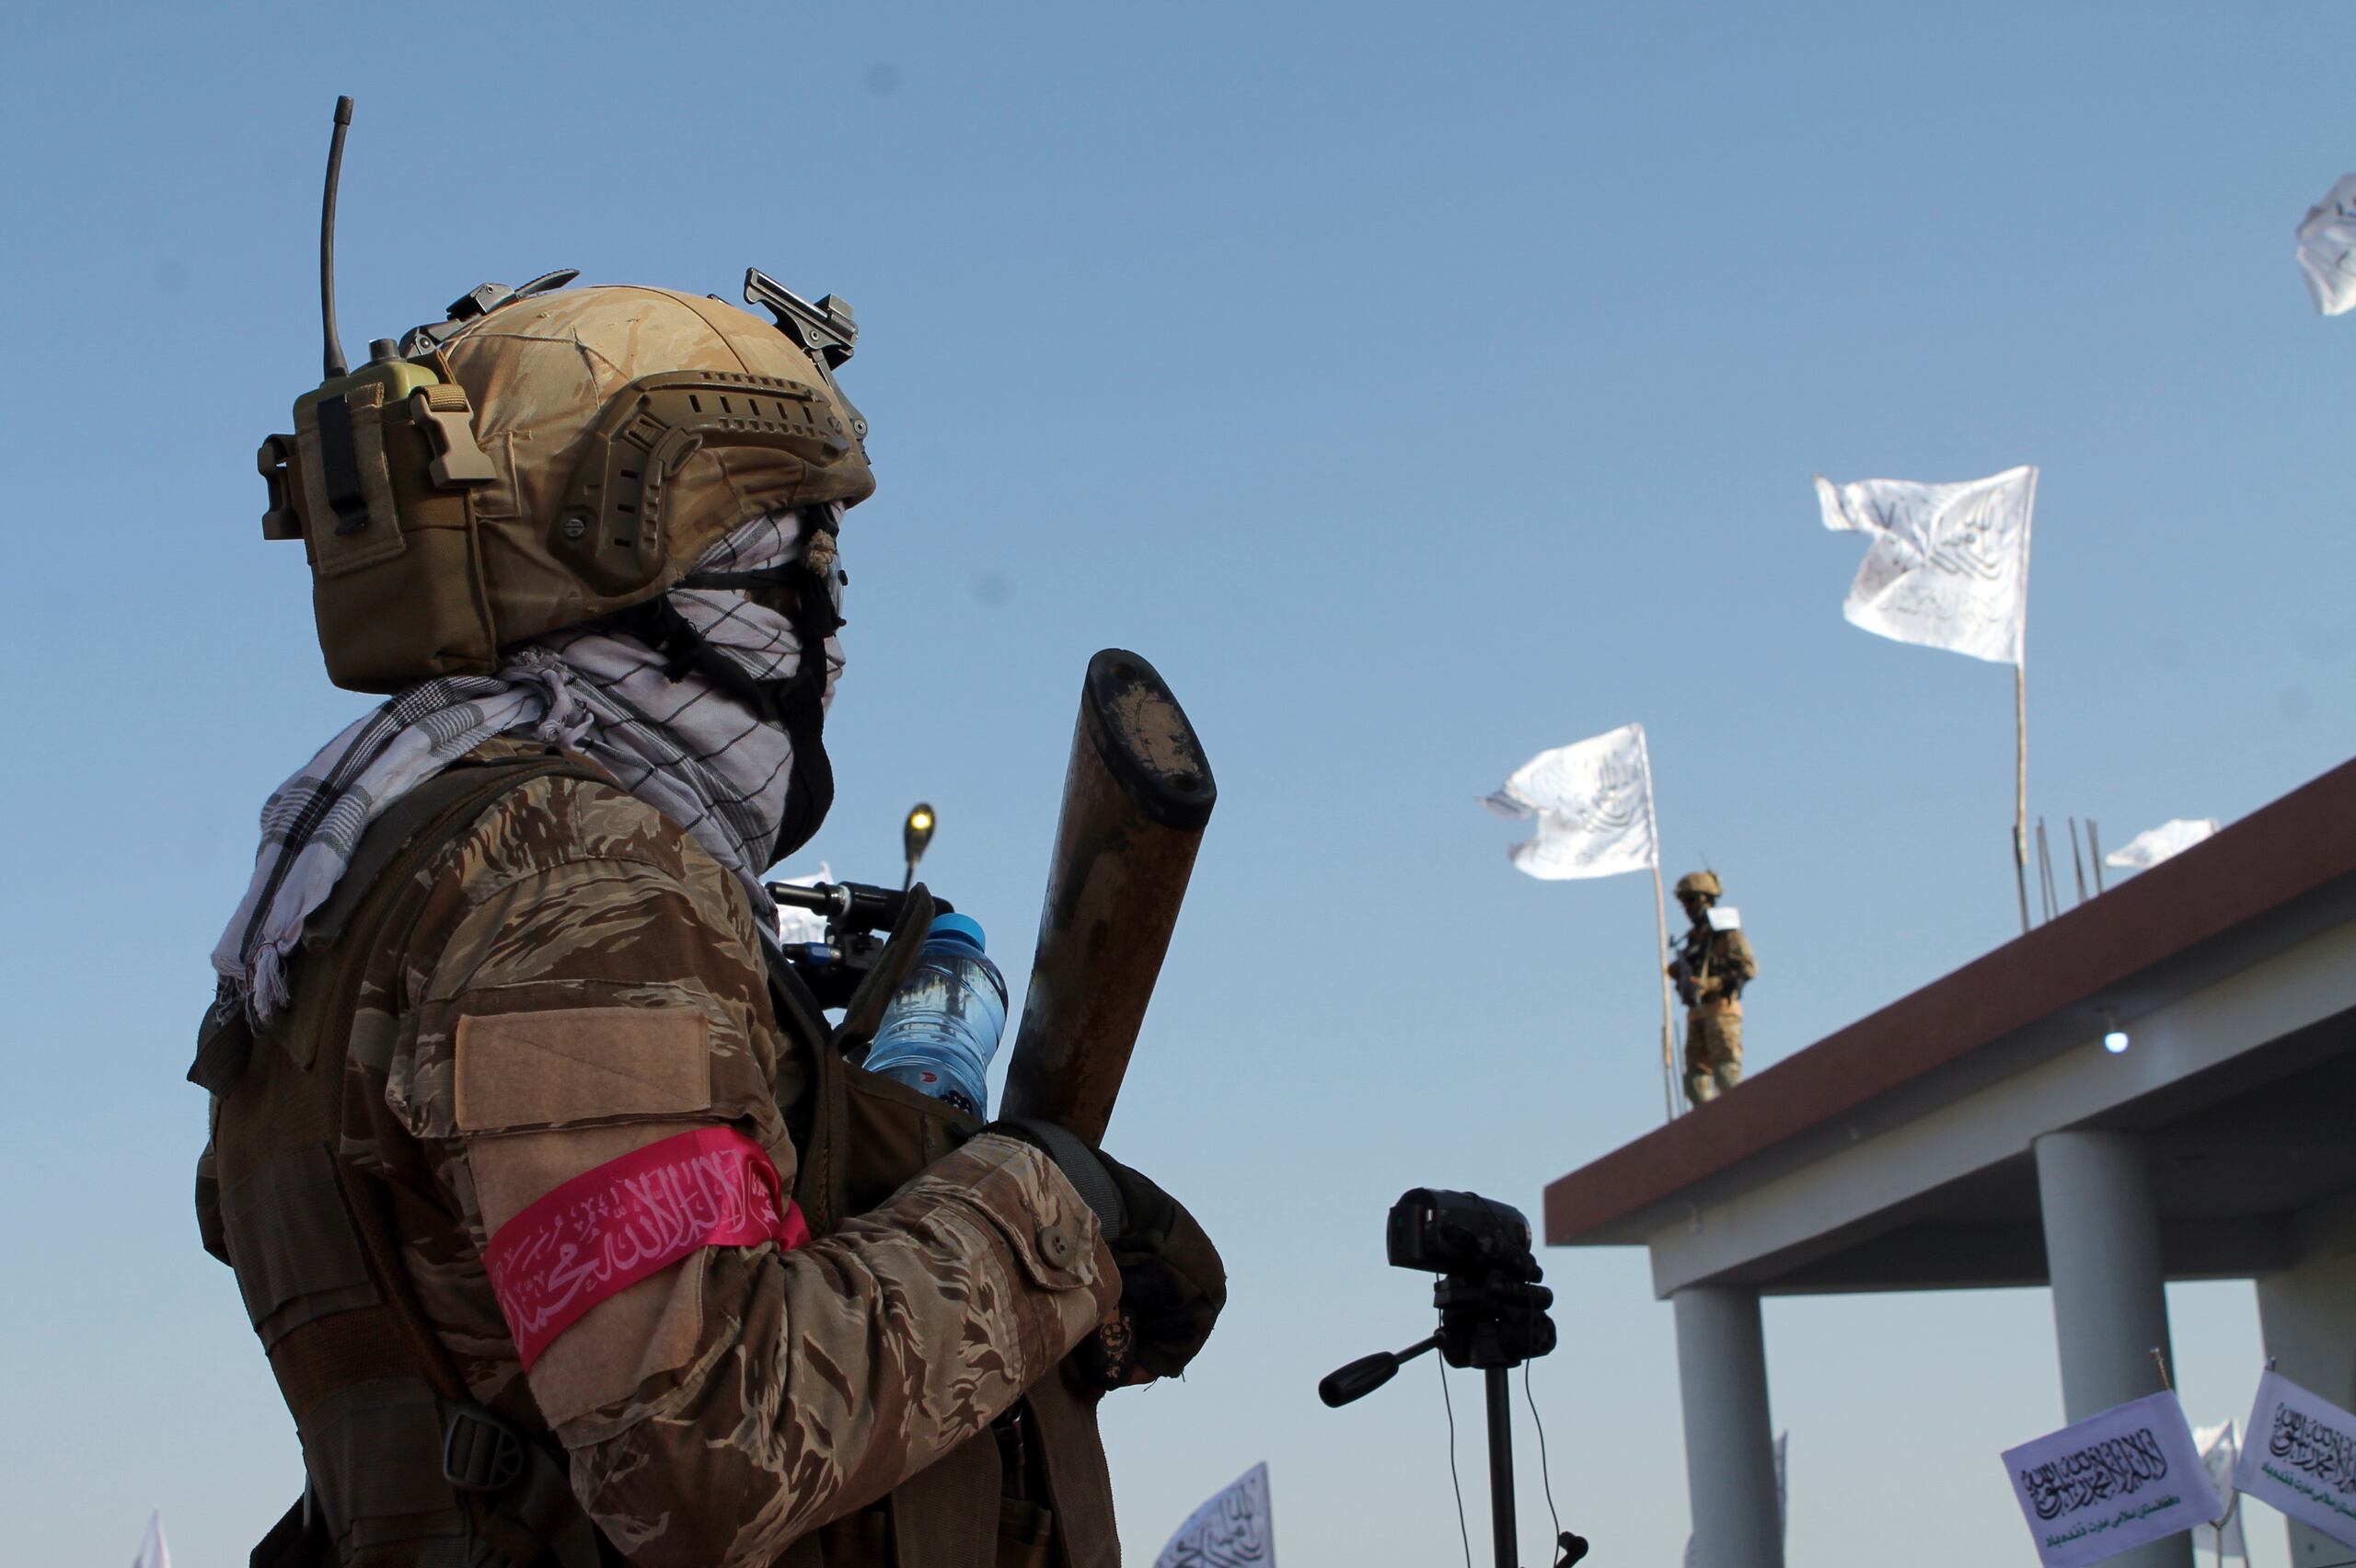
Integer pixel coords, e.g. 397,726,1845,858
928,912,987,951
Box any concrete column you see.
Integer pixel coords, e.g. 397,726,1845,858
1672,1286,1783,1568
2034,1130,2189,1568
2256,1193,2356,1566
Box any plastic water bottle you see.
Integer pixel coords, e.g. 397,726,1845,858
862,913,1008,1117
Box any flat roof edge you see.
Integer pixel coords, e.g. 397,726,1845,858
1545,755,2356,1247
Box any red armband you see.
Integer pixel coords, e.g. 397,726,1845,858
484,1125,812,1368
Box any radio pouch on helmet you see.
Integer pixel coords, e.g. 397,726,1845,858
260,349,503,693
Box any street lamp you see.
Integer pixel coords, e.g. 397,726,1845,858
902,801,936,892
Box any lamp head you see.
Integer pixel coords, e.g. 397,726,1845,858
903,802,937,867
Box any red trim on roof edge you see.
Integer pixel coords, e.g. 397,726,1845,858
1543,756,2356,1246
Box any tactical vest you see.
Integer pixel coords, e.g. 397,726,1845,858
1675,927,1747,1019
194,748,1114,1568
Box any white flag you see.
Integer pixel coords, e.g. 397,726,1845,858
1816,466,2036,666
2297,175,2356,316
2192,1421,2247,1562
1483,723,1657,881
2104,819,2218,871
1153,1461,1274,1568
772,862,835,945
133,1511,171,1568
2235,1370,2356,1549
2004,1391,2222,1568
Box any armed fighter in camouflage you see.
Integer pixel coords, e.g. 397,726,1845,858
1668,870,1760,1105
194,101,1221,1568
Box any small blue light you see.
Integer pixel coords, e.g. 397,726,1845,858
2104,1030,2131,1055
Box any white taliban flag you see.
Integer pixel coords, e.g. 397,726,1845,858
1153,1461,1274,1568
133,1510,171,1568
2235,1369,2356,1550
2297,175,2356,316
2192,1420,2248,1562
2105,818,2219,871
1816,466,2036,665
1483,723,1657,881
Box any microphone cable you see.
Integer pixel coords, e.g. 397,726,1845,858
1525,1360,1565,1546
1437,1354,1472,1568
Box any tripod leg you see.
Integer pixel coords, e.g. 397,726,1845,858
1484,1366,1517,1568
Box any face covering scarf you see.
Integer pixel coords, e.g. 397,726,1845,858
211,506,843,1027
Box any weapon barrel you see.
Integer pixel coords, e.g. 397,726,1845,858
999,650,1215,1144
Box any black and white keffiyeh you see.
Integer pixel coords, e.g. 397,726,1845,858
213,506,843,1024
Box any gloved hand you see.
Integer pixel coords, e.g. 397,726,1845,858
985,1120,1227,1386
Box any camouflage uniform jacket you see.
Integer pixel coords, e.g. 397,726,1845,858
230,740,1118,1564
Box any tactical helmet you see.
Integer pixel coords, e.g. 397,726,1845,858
1674,870,1723,900
262,280,873,692
437,283,873,644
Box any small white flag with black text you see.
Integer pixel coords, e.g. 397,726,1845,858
1483,724,1657,881
1817,466,2036,666
2004,1391,2221,1568
1153,1462,1275,1568
2235,1370,2356,1549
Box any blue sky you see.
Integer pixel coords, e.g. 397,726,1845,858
3,3,2350,1563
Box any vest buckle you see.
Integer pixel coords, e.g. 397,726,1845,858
442,1402,526,1493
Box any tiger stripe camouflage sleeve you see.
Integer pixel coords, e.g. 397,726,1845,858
371,767,1118,1565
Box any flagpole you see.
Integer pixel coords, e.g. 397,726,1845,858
2012,467,2037,936
1639,726,1677,1124
2013,663,2030,935
1651,859,1677,1124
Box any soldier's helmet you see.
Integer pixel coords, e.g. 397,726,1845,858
436,284,875,647
1674,870,1723,901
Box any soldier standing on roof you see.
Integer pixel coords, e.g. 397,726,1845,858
1668,870,1759,1105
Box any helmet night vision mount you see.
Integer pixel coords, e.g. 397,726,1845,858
259,95,873,694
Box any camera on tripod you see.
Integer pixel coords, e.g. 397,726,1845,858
1322,1189,1585,1568
1389,1188,1542,1279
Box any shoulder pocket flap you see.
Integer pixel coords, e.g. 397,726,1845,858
455,1005,710,1132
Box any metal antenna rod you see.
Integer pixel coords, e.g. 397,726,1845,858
320,96,353,379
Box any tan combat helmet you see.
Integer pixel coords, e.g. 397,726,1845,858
1674,870,1723,901
263,277,873,692
438,282,873,638
260,100,874,691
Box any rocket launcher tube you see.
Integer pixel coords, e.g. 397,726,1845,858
999,649,1216,1146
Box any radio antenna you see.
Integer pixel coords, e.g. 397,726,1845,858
319,95,354,379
